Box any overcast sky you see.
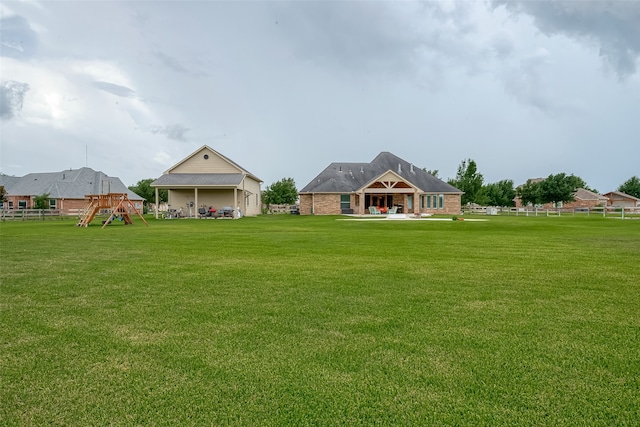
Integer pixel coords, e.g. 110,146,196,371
1,0,639,193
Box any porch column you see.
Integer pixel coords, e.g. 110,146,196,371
414,189,419,214
233,188,238,218
155,187,159,219
360,191,365,215
194,188,199,217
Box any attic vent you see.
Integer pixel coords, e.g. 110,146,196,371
410,163,414,173
63,173,65,179
398,163,402,173
339,166,342,172
360,166,364,173
349,170,353,178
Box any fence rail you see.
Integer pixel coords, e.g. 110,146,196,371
1,209,65,221
462,206,640,218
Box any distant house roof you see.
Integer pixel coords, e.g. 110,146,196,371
574,188,608,202
602,191,640,201
300,152,461,194
152,173,245,187
1,167,143,200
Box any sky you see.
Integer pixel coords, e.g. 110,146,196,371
1,0,639,193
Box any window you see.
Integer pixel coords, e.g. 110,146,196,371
8,201,14,209
407,195,413,210
439,194,445,209
340,194,350,209
426,195,432,209
49,199,56,209
18,200,27,209
420,195,424,209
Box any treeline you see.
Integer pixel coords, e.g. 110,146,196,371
443,159,640,207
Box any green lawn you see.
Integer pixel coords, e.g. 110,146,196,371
1,215,639,425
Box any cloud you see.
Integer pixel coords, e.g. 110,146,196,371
269,1,424,76
92,81,138,98
152,51,189,73
493,0,640,78
0,15,38,59
501,47,555,111
151,124,189,141
0,80,30,120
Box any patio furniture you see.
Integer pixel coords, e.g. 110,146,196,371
218,206,235,218
369,206,381,215
387,206,397,214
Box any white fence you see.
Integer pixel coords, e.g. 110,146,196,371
462,206,640,218
1,209,65,221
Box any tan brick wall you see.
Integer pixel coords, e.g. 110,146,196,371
299,194,313,215
300,193,461,215
301,194,342,215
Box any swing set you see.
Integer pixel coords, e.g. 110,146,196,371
77,193,148,229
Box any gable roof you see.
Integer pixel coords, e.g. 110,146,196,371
300,152,461,194
602,191,640,201
1,167,143,200
574,188,608,201
163,145,261,182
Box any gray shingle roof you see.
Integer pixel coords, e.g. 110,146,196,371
300,152,462,194
2,167,143,200
151,173,245,187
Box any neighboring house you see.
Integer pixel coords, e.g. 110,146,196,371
151,145,262,218
0,167,143,214
564,188,609,208
603,191,640,208
514,185,608,210
299,152,462,215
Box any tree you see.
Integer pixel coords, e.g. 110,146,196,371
480,179,516,207
422,168,439,178
262,177,298,206
33,193,50,209
0,185,6,206
128,179,168,206
516,179,544,206
448,159,484,205
618,176,640,199
539,173,584,206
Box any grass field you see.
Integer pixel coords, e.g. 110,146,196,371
1,214,639,425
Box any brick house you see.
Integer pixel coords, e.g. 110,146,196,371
298,152,462,215
0,167,143,215
514,187,609,210
602,191,640,208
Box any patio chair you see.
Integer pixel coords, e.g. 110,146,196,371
369,206,380,215
387,206,397,215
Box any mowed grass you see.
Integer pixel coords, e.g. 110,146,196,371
1,214,638,426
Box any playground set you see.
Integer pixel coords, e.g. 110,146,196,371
77,193,148,228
